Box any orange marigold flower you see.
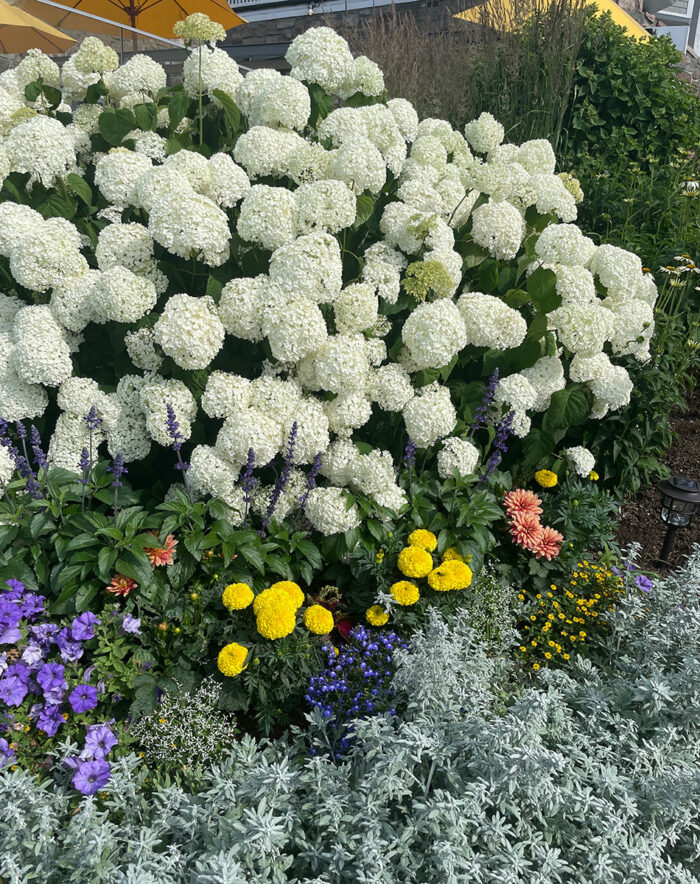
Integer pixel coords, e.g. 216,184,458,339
106,574,137,596
509,511,543,551
532,526,564,561
144,534,178,567
503,488,543,518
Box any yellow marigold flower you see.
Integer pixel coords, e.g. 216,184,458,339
544,652,552,659
397,545,433,578
222,582,254,611
390,581,420,606
408,528,438,551
303,605,334,635
269,581,305,609
256,605,297,640
535,469,558,488
442,546,465,562
518,593,525,600
217,642,249,677
366,604,389,626
588,471,599,481
532,663,540,670
427,559,473,591
563,653,570,660
519,646,527,652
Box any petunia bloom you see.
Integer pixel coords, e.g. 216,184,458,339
120,614,141,635
503,488,543,518
144,534,178,568
509,511,544,552
70,612,100,641
69,684,98,713
0,674,29,706
106,574,137,597
72,759,111,795
532,526,564,560
83,723,118,760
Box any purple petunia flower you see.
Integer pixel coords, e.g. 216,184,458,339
0,674,29,706
36,662,66,695
83,723,118,760
635,574,653,593
4,579,25,600
19,593,45,622
70,612,99,642
35,704,64,736
120,614,141,635
5,662,30,683
72,758,111,795
0,736,15,769
69,684,98,713
56,628,84,663
21,643,45,668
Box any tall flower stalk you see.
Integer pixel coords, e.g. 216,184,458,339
165,403,191,502
481,410,515,480
469,369,500,437
108,454,127,526
403,438,417,501
241,448,256,528
263,422,298,532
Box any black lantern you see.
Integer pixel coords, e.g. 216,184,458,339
657,477,700,561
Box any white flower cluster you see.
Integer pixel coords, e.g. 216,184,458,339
563,445,595,478
437,436,480,479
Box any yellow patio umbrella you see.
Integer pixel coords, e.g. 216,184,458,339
0,0,74,53
454,0,650,41
14,0,245,41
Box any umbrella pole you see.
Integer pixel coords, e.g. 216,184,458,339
129,3,138,53
120,28,124,64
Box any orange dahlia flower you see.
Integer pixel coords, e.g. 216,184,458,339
509,511,543,552
144,534,178,567
503,489,543,518
106,574,137,596
532,526,563,560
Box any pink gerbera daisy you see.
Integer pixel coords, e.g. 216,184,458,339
504,488,543,518
509,511,544,552
106,574,137,597
532,526,564,560
144,534,178,568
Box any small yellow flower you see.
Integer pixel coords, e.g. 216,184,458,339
390,581,420,606
222,582,254,611
408,529,438,551
532,663,540,670
397,545,434,578
366,604,389,626
303,605,334,635
217,642,249,677
375,550,385,563
535,469,558,488
442,546,465,563
588,471,599,481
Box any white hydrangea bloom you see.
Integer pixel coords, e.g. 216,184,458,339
329,136,386,195
380,202,432,255
488,143,520,165
5,115,76,187
359,104,406,175
249,375,302,423
140,377,197,446
16,48,60,88
262,294,328,363
314,334,370,395
0,86,23,137
534,223,596,267
493,373,537,413
521,356,566,412
563,445,595,478
422,248,463,296
10,218,87,293
0,444,14,484
0,366,48,422
237,185,298,251
334,283,378,334
287,141,333,185
104,401,152,461
188,444,244,510
372,363,414,412
362,252,402,304
635,273,658,307
129,130,167,162
124,327,162,372
319,438,358,485
589,363,633,412
72,36,119,75
216,407,283,467
550,302,615,355
295,179,356,235
233,126,307,179
569,351,614,384
96,222,155,274
56,377,118,426
474,161,532,207
516,139,557,175
530,173,577,222
317,106,365,147
153,294,224,369
201,372,251,419
437,436,480,479
249,75,310,130
457,291,527,350
13,305,72,387
0,295,21,334
555,265,597,306
219,275,276,343
305,486,361,536
348,449,395,495
107,55,166,102
95,148,152,207
470,200,524,260
464,112,504,154
410,135,448,172
365,337,387,367
149,190,230,266
590,243,644,298
374,483,408,514
162,149,211,193
182,46,242,100
340,56,385,99
0,202,41,259
402,299,467,370
510,411,531,438
135,165,190,213
50,270,100,333
289,397,330,464
205,153,250,208
387,98,419,142
605,298,654,360
235,68,281,117
286,27,355,94
91,266,157,324
403,384,456,448
268,233,342,304
324,392,372,435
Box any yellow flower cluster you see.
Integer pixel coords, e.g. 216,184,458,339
390,581,420,606
254,581,304,640
222,582,254,611
427,560,473,592
442,546,465,563
589,471,599,481
366,604,389,626
518,560,625,670
303,604,334,635
407,529,438,551
217,642,249,677
397,545,433,578
535,469,558,488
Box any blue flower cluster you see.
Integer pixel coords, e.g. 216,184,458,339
306,625,407,758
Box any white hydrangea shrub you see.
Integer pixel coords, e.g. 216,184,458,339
0,31,653,533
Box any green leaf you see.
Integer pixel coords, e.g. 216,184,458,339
24,81,41,102
115,548,153,587
67,173,93,207
133,102,158,131
85,80,109,104
75,583,98,612
98,107,136,146
239,544,265,574
42,85,62,109
564,388,589,426
542,388,569,434
527,267,560,313
308,82,333,129
97,546,119,582
354,194,374,228
212,89,240,130
166,89,190,132
0,525,19,550
64,533,99,553
521,428,556,469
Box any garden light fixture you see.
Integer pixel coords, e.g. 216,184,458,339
657,477,700,561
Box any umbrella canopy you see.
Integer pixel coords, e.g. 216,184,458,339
14,0,245,40
0,0,74,53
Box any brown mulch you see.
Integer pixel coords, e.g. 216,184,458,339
615,383,700,575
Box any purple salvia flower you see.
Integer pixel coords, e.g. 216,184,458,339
165,403,190,470
14,422,26,442
263,422,298,530
86,406,101,431
469,369,500,437
78,448,91,486
241,448,256,528
297,452,322,516
481,410,514,480
30,425,47,471
108,454,126,489
403,438,416,468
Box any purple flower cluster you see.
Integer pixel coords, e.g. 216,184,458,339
165,402,190,473
64,721,118,795
469,369,500,436
481,409,515,480
263,422,298,530
0,420,42,499
306,625,407,759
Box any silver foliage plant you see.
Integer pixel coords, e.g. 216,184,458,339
1,549,699,883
